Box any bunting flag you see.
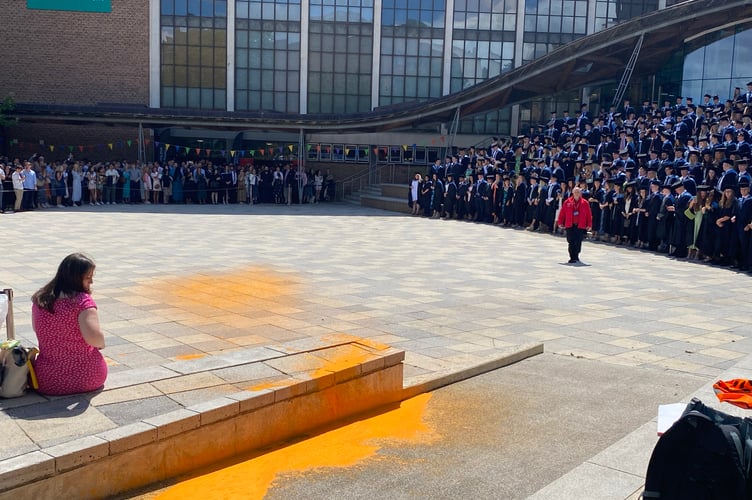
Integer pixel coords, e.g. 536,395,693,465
127,140,132,147
402,145,408,151
306,144,312,151
68,145,74,152
165,143,171,150
220,150,226,157
49,145,54,152
78,145,84,152
345,148,350,156
206,149,211,156
259,148,265,155
195,148,201,155
249,149,255,156
288,145,294,152
108,143,114,150
230,150,236,157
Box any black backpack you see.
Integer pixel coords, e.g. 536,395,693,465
643,398,752,499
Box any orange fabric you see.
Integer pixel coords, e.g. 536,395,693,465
713,379,752,409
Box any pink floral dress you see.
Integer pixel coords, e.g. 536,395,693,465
32,293,107,395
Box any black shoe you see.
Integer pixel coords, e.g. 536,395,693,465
568,259,577,264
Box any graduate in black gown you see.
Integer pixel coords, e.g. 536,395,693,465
645,180,663,251
715,186,739,265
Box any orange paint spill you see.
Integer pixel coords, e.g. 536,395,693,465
173,353,206,361
153,394,437,500
135,267,301,334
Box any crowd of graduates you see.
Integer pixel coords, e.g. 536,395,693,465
409,86,752,272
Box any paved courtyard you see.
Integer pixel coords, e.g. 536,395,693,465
3,202,748,379
0,201,750,496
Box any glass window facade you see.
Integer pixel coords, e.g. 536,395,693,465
379,0,445,106
160,0,228,109
681,26,752,104
522,0,587,64
235,0,301,112
308,0,374,114
594,0,657,32
451,0,516,93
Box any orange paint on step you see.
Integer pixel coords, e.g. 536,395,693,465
153,394,437,500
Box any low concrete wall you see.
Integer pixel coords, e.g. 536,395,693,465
0,352,404,499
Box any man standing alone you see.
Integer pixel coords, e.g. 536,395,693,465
557,187,593,263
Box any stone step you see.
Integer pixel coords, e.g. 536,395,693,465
360,194,412,214
380,183,408,199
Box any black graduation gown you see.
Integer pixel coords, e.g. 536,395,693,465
657,194,675,248
646,191,664,250
716,202,739,262
696,201,719,258
671,191,693,257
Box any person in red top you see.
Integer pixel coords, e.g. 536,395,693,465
557,186,593,263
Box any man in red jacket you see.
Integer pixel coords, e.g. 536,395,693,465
557,186,593,263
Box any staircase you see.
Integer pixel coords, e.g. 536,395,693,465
359,183,411,213
339,164,412,214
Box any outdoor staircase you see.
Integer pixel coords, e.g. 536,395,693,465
351,183,411,214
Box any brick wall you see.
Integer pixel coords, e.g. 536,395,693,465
5,123,152,163
0,3,150,106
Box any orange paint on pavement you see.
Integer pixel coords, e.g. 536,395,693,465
173,353,206,361
154,394,437,500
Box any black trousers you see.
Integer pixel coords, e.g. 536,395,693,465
566,226,586,261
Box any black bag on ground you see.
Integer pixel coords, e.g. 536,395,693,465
642,398,752,499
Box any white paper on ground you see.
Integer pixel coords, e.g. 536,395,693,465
657,403,686,435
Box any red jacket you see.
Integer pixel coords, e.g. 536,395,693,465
557,195,592,229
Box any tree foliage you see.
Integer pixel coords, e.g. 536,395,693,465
0,96,17,128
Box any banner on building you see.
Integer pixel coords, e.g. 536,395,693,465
27,0,111,13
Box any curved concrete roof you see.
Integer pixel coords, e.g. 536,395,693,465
13,0,752,133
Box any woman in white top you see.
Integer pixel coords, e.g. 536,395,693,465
142,166,152,204
71,164,83,206
245,168,257,205
314,170,324,203
87,168,98,205
410,172,421,215
150,166,162,204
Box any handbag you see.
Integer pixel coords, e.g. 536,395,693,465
0,340,38,398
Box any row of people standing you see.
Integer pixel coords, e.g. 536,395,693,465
0,157,337,211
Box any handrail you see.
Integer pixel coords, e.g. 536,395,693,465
1,288,14,340
337,163,407,201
